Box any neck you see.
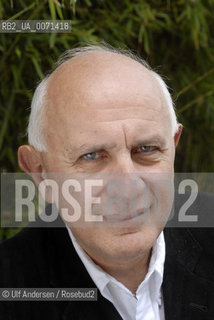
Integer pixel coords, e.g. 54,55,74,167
89,250,152,294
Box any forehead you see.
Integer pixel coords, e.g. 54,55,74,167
46,51,164,109
44,52,171,148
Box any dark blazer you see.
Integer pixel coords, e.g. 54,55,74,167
1,199,214,320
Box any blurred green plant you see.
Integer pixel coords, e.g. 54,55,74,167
0,0,214,241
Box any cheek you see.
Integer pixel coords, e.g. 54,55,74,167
155,153,175,173
70,227,114,259
146,173,174,226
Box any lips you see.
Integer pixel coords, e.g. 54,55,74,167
103,208,150,223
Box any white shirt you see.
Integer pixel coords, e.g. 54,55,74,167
66,225,165,320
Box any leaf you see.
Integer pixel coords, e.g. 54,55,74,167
7,2,36,20
55,1,64,19
49,32,57,48
138,24,144,44
31,56,44,79
143,28,149,54
48,0,57,20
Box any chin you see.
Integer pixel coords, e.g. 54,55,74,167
107,228,160,260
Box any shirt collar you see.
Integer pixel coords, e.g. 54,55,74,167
137,231,165,304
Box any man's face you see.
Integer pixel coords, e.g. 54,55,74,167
27,52,181,265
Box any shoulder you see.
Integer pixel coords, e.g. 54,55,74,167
0,225,50,287
0,210,80,289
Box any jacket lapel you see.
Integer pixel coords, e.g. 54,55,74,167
163,228,214,320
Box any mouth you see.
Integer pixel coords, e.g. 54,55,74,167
103,208,150,227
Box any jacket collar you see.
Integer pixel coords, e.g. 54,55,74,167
163,227,214,320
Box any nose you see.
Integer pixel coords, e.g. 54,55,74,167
104,172,149,219
105,154,149,213
112,152,136,174
107,172,147,201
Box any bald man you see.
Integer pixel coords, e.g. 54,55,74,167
0,44,213,320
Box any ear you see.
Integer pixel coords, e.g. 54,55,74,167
174,124,183,148
18,145,45,186
18,145,55,204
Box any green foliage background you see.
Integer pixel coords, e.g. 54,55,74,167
0,0,214,241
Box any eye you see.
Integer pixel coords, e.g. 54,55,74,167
82,152,99,160
138,146,156,153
